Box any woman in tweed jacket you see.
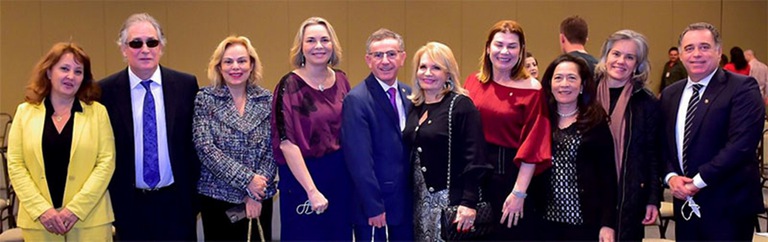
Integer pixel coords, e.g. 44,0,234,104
193,36,277,241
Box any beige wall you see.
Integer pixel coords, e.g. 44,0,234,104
2,0,767,115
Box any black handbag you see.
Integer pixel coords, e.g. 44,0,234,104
439,95,493,240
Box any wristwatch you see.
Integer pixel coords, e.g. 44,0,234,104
512,190,527,198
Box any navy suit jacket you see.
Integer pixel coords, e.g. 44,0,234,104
98,66,200,239
342,73,413,225
660,68,764,218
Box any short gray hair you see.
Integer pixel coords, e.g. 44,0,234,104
365,28,404,53
116,13,166,47
678,22,721,47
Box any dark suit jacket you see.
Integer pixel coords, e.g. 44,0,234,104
341,73,412,225
660,68,764,218
99,66,200,238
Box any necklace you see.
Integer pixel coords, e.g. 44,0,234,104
557,109,578,118
53,113,66,122
317,83,325,92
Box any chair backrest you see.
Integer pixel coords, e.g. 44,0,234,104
0,113,11,149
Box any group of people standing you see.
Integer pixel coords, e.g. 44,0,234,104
4,11,765,242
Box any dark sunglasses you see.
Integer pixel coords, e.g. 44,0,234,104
127,39,160,49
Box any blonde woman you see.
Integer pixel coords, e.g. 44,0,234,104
403,42,491,241
193,36,276,241
270,17,352,240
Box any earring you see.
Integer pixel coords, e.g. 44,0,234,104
579,89,583,94
300,55,305,67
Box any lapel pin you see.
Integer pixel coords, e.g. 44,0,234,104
704,99,709,104
401,88,406,93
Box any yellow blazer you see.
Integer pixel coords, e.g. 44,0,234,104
7,100,115,229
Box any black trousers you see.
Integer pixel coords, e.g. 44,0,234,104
200,195,274,241
674,203,755,242
115,185,198,241
481,145,543,241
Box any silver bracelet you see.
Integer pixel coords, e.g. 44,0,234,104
512,190,527,198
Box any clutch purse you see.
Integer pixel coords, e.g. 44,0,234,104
441,201,493,240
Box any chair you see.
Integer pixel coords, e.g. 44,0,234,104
657,201,674,239
0,113,16,232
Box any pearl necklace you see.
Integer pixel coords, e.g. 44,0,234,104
557,109,578,118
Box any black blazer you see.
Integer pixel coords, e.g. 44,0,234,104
99,66,200,236
660,68,764,218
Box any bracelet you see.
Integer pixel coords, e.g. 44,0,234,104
512,190,527,198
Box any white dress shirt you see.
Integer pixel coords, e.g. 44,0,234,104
376,78,406,131
665,69,717,188
128,67,175,189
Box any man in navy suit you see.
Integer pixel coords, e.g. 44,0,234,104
661,22,764,241
99,13,200,241
342,28,413,241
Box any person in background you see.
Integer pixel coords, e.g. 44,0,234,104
271,16,353,241
193,36,277,241
464,20,551,240
745,49,768,103
8,42,115,241
719,54,728,68
594,30,662,241
559,15,599,75
342,28,413,241
524,52,539,79
661,22,764,241
404,41,491,241
540,54,617,241
660,47,688,93
723,46,751,75
99,12,200,241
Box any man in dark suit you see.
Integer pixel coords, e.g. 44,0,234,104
661,22,764,241
342,28,413,241
99,13,200,241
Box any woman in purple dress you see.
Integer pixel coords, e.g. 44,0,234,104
270,16,353,241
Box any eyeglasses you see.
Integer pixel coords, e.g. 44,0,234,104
368,50,402,60
127,39,160,49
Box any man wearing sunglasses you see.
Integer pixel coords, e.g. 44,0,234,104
99,12,200,241
342,28,413,241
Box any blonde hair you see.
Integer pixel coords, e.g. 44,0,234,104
289,17,342,69
207,36,263,87
409,42,467,106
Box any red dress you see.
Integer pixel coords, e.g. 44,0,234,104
464,73,552,174
724,63,751,76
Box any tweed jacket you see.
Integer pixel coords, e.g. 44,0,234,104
193,85,277,203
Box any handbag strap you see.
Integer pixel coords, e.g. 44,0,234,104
445,94,484,201
446,94,459,190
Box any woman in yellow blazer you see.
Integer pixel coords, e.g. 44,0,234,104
7,42,115,241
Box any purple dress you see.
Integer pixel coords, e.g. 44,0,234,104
271,70,353,241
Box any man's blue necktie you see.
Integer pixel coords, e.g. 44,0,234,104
140,80,160,188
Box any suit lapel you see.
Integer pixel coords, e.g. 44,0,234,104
365,74,399,127
161,66,177,141
690,69,725,141
31,105,46,169
666,83,685,172
69,102,86,162
115,69,135,144
398,82,411,115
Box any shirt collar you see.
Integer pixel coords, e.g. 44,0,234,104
375,76,398,92
685,68,716,89
128,66,163,89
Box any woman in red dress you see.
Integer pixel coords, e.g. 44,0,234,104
464,20,551,240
